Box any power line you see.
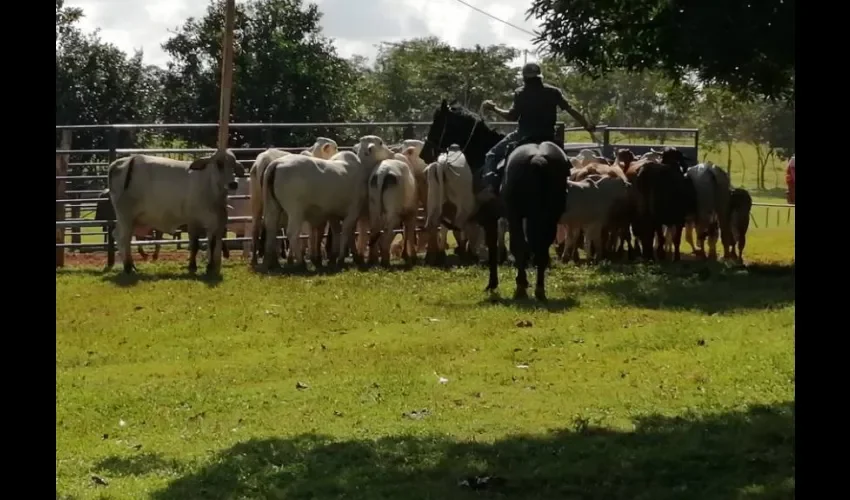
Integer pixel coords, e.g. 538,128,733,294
451,0,538,38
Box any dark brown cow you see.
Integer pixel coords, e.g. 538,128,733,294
630,147,697,261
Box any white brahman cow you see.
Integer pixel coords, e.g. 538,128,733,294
366,146,419,266
261,135,392,269
422,149,478,265
248,138,338,265
106,149,243,275
560,174,631,263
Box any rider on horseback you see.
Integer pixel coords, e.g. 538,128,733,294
479,62,596,199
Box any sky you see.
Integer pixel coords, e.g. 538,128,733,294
66,0,544,68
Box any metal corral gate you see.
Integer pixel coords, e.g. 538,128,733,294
55,122,792,266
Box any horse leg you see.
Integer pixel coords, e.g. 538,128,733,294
482,215,500,293
507,215,528,299
531,216,557,302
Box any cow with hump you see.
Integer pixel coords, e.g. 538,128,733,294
366,146,420,266
106,149,244,275
249,138,339,266
261,135,393,270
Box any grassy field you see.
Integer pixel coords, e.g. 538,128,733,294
56,216,795,499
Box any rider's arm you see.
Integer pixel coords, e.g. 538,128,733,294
556,90,592,130
493,92,519,121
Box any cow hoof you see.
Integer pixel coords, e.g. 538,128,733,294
123,263,136,274
513,287,529,300
380,259,391,268
534,287,547,302
498,249,509,265
187,262,198,274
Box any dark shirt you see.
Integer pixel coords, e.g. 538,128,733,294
506,79,572,138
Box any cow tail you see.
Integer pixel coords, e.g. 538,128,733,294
106,156,135,202
368,169,389,248
439,166,462,231
263,161,281,212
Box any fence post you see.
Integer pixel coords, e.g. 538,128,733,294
402,123,415,140
56,130,72,267
693,129,700,164
106,128,118,268
69,161,80,245
602,128,611,158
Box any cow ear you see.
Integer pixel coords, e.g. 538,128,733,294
404,146,416,156
189,158,208,170
322,143,333,156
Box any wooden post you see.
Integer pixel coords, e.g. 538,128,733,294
55,130,72,267
217,0,237,152
105,128,118,267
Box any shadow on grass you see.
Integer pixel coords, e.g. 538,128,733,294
148,402,794,500
561,261,794,314
55,268,223,288
95,452,183,477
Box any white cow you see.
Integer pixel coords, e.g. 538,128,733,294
367,147,419,265
261,135,392,269
683,161,732,259
560,174,631,263
106,149,243,274
422,150,477,264
248,138,338,265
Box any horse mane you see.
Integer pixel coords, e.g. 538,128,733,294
447,102,483,122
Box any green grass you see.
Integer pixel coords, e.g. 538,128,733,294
56,222,795,499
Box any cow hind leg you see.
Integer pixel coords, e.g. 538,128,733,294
286,213,307,270
672,224,684,262
402,215,418,265
137,239,148,261
152,231,162,261
116,221,136,274
706,220,719,260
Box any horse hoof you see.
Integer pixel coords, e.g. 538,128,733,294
123,263,136,274
513,287,529,300
187,263,197,273
534,287,547,302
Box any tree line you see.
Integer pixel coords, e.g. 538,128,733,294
56,0,794,189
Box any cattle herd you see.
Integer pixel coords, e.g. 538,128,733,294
100,101,755,301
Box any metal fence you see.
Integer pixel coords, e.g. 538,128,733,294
55,122,793,266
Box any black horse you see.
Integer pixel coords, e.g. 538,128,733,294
420,100,571,301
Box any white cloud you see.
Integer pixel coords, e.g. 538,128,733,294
65,0,543,67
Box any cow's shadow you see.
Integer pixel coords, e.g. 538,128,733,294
56,268,224,288
139,402,794,500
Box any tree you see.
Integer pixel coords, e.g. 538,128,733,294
696,86,745,178
362,38,520,123
56,0,163,150
159,0,361,148
764,100,795,161
528,0,795,99
539,58,698,142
